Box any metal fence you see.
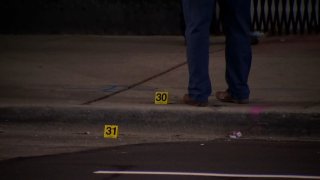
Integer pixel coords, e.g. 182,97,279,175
212,0,320,35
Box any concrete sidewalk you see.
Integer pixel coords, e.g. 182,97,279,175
0,35,319,140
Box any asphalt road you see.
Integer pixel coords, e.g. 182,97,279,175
0,140,320,180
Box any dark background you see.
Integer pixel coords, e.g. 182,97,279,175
1,0,185,35
1,0,319,35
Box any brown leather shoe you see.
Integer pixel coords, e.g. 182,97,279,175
182,94,208,107
215,91,249,104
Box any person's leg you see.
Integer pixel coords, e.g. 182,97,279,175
182,0,215,103
223,0,252,101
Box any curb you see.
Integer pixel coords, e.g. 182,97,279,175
0,104,320,140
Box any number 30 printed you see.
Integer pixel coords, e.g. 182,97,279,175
154,92,169,104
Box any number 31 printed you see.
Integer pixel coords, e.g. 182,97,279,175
104,125,119,139
154,92,169,104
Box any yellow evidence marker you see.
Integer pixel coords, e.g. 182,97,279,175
154,92,169,104
104,125,119,139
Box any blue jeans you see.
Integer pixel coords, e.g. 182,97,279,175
182,0,252,101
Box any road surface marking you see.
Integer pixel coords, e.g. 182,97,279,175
93,170,320,179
